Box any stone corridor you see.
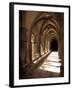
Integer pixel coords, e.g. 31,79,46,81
19,11,64,79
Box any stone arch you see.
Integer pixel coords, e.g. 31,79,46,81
29,12,63,63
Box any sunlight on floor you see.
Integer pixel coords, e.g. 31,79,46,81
39,52,61,73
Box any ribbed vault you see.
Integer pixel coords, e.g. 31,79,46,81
30,13,61,61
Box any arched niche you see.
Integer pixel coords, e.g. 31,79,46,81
31,33,40,61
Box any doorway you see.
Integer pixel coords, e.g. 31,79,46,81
50,39,58,51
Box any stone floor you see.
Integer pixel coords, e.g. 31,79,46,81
22,52,62,79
